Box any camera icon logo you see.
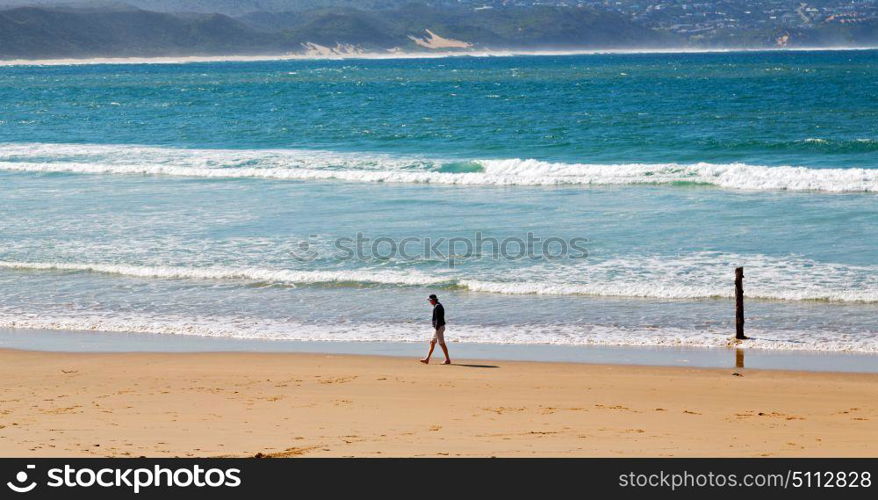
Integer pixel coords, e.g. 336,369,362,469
7,465,37,493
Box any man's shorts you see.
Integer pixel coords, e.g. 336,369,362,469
432,325,446,344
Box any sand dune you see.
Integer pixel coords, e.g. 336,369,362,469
408,29,473,50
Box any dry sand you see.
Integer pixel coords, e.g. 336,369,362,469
0,349,875,457
408,29,473,49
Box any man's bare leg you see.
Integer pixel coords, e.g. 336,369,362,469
439,343,451,364
420,340,436,364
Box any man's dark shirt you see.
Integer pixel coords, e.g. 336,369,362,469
432,303,446,328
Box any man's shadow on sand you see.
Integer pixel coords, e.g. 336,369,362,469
450,363,499,368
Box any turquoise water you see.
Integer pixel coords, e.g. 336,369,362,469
0,50,876,352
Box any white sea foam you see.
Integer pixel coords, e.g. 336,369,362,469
458,280,878,303
476,159,878,192
479,253,878,303
2,253,876,303
0,261,450,287
1,143,876,192
1,311,875,353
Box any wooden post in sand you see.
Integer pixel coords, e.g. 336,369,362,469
735,267,748,340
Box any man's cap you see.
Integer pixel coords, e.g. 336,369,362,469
428,294,438,300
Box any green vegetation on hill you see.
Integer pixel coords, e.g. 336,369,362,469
243,4,679,51
0,2,875,59
0,6,278,58
0,3,678,58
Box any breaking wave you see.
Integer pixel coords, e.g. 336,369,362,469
3,254,876,303
0,312,875,353
2,143,877,192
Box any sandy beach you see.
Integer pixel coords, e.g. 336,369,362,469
0,349,875,457
1,46,874,66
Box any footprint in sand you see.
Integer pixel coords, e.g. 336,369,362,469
595,404,638,413
482,406,526,415
319,376,358,385
42,405,82,415
256,445,322,458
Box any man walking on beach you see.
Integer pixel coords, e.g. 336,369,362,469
421,294,451,365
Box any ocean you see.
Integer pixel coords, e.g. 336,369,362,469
1,50,876,353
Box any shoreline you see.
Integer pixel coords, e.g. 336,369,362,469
1,46,875,66
2,327,877,374
1,348,875,457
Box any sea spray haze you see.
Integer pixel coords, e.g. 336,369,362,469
0,50,876,352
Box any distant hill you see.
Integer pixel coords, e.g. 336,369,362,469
0,3,677,59
0,5,279,58
0,2,875,59
242,4,675,50
0,1,415,15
